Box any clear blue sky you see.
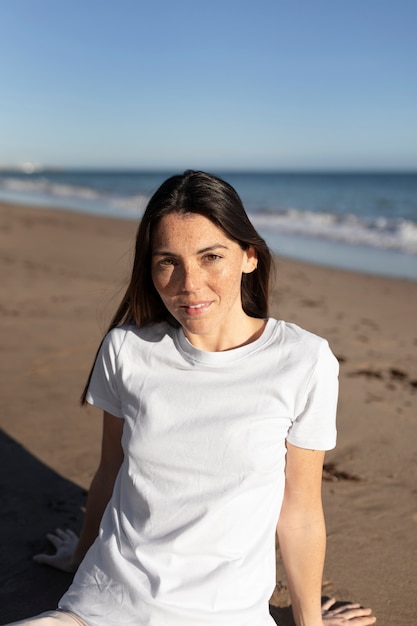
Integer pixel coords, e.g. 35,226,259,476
1,0,416,170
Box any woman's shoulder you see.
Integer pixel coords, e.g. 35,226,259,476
271,318,328,349
105,321,175,347
269,318,338,372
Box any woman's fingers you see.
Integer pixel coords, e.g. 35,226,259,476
322,598,376,624
33,528,79,572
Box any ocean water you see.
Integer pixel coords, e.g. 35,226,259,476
1,169,416,280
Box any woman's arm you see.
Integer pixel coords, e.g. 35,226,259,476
277,442,326,626
277,443,376,626
72,410,124,566
34,411,124,571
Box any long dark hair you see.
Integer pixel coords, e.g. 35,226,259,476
81,170,272,403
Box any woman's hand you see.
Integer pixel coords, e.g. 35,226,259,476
33,528,79,573
321,597,376,624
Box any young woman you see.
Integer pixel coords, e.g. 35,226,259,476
10,171,376,626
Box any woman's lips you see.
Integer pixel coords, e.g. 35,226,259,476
180,302,212,316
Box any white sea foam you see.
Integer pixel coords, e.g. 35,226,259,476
1,175,416,256
2,176,102,200
250,210,417,255
0,176,148,216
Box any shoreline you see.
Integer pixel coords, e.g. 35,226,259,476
1,194,416,282
1,200,416,625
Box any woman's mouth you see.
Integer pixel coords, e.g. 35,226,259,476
180,302,212,316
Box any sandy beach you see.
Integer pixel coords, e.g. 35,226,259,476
0,200,416,625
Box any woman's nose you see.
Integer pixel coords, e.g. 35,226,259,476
180,262,201,291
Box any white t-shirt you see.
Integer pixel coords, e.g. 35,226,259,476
60,319,338,626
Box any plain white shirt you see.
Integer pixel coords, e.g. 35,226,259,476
60,319,338,626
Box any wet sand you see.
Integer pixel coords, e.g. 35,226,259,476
1,201,416,625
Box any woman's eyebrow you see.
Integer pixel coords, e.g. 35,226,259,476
197,244,229,254
152,244,229,256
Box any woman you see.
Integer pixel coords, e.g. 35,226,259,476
11,171,376,625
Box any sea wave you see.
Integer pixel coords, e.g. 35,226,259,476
2,176,102,200
250,210,417,255
1,175,416,255
0,176,149,214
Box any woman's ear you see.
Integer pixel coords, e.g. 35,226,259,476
242,246,258,274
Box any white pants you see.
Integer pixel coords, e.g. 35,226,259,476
6,610,88,626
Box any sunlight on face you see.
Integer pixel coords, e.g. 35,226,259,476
151,212,259,351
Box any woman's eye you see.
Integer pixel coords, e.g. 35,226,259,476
204,254,221,263
159,258,176,267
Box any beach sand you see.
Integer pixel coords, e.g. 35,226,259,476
0,201,416,625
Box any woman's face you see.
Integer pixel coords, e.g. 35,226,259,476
151,212,258,351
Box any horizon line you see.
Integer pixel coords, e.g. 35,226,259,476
1,165,416,175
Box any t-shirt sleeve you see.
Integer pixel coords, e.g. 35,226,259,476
286,339,339,450
85,330,124,418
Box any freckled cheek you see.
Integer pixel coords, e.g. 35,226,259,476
215,266,242,292
152,271,168,293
